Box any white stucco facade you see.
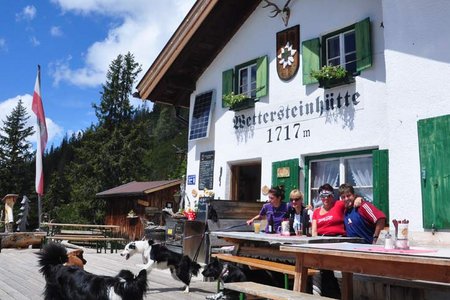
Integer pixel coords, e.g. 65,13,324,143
184,0,450,242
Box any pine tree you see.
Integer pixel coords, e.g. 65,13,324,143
93,52,142,130
0,99,35,194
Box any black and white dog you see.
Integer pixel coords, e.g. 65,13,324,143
202,257,284,300
37,243,148,300
120,240,201,292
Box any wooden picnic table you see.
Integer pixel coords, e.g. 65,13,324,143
280,242,450,300
41,222,120,230
210,231,362,261
41,222,120,236
209,231,363,294
41,222,124,253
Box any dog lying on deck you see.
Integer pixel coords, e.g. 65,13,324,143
65,249,87,269
38,243,147,300
202,257,284,300
120,239,201,292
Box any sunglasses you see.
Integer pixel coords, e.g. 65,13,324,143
290,198,301,202
320,194,333,199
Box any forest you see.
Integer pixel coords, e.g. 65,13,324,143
0,52,187,229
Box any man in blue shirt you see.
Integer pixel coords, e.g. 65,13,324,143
340,183,386,244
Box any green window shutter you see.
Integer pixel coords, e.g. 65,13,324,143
222,69,234,107
373,149,389,222
272,158,299,203
301,38,320,85
418,115,450,229
355,17,372,72
256,55,268,98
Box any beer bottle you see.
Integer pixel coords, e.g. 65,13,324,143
288,208,295,235
268,213,274,233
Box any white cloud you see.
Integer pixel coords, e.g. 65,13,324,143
0,38,6,51
50,26,63,37
0,95,64,149
49,0,195,89
30,36,40,47
16,5,37,21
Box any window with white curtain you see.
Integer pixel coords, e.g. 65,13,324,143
309,155,373,208
238,63,257,98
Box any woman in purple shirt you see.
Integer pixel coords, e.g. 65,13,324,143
246,186,289,233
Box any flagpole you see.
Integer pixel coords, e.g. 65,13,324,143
32,64,48,231
37,65,42,231
38,195,42,231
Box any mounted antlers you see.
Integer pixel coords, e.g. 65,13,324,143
262,0,292,26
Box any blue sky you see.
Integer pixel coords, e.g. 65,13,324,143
0,0,195,149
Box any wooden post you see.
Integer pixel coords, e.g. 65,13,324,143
2,194,19,233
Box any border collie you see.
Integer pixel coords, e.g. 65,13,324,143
202,257,246,300
120,240,201,292
65,249,87,269
202,257,284,300
38,243,147,300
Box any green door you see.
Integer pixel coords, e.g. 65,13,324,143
418,115,450,229
272,158,299,202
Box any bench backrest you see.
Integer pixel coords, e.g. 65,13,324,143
206,200,265,255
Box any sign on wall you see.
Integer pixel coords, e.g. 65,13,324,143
276,25,299,81
199,151,215,190
187,175,196,185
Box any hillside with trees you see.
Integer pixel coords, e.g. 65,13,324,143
0,52,188,229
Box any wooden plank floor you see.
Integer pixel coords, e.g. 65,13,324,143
0,246,217,299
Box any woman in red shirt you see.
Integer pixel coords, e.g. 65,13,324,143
312,183,346,236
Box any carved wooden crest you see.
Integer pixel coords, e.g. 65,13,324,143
276,25,299,81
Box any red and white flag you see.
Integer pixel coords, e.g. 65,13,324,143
32,65,48,196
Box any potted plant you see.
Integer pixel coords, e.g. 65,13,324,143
223,92,254,111
311,65,355,89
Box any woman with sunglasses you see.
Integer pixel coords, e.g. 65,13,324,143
311,183,346,237
246,186,288,233
287,189,311,235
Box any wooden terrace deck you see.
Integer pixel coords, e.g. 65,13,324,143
0,246,217,300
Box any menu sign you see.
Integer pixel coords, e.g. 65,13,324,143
199,151,214,190
196,197,210,222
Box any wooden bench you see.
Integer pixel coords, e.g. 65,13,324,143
212,253,318,290
47,236,125,253
224,282,330,300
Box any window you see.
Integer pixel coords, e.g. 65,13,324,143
309,155,373,208
222,55,268,107
302,18,372,85
189,91,214,140
324,29,356,74
305,149,389,220
238,63,257,98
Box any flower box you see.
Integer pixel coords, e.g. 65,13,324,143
229,97,255,111
311,65,355,89
318,73,355,89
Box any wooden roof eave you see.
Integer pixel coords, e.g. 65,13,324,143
136,0,262,108
143,180,182,194
136,0,219,106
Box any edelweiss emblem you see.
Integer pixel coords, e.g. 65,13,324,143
278,41,297,68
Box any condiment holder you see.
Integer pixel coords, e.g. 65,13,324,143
392,219,410,250
280,220,291,236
